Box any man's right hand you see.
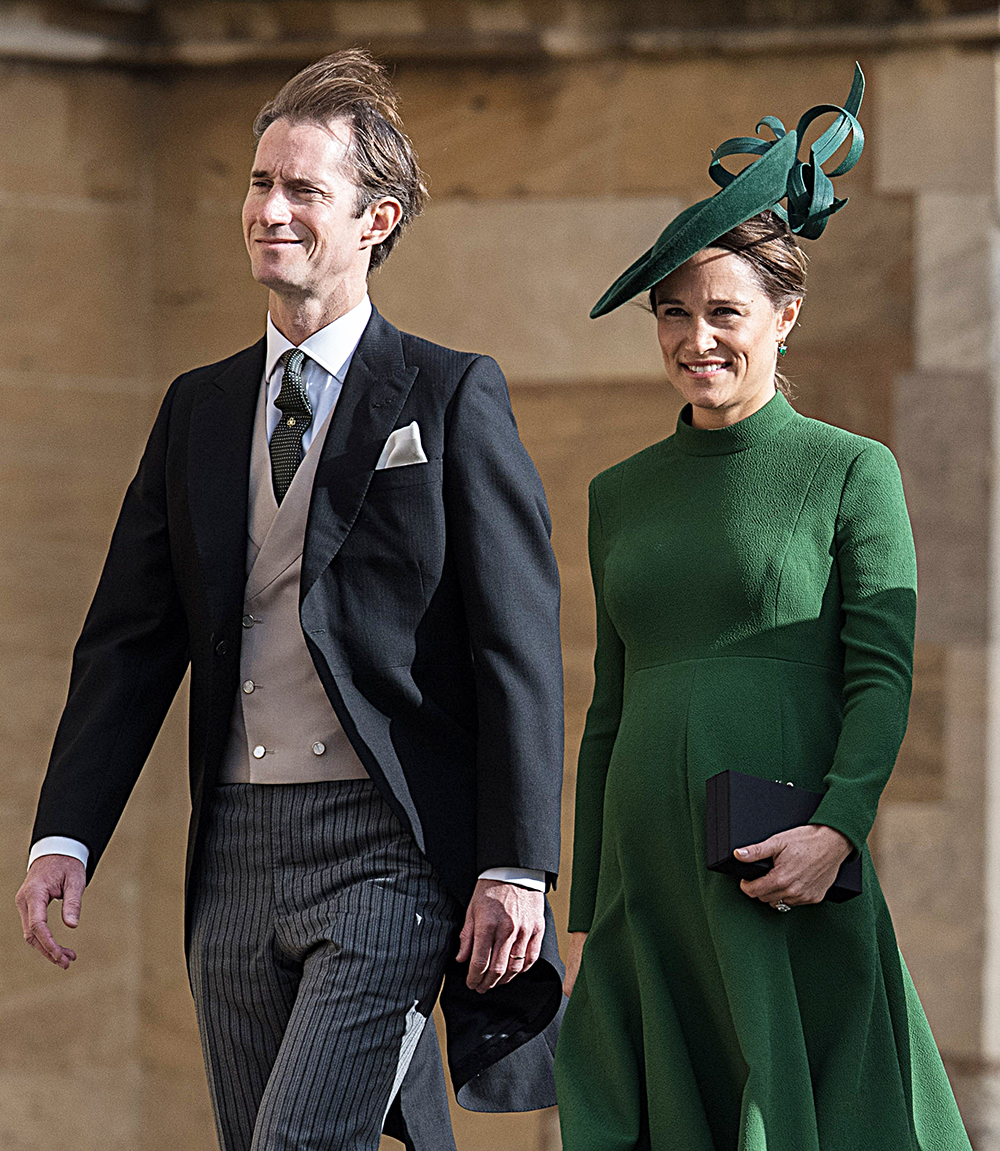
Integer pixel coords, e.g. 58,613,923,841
15,855,86,970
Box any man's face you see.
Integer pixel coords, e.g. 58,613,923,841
242,117,370,302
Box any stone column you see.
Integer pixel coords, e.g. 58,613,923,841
875,44,1000,1062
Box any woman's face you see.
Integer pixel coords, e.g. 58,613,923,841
654,249,801,430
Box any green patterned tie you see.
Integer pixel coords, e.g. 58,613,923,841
269,348,313,504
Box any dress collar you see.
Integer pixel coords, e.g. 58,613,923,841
673,390,796,456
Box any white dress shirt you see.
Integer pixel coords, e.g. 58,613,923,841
30,294,544,893
264,293,371,450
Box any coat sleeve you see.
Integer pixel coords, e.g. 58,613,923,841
567,477,625,933
30,379,191,880
442,355,564,881
809,441,918,851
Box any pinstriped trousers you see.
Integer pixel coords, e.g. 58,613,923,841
187,780,462,1151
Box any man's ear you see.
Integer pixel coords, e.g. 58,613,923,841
360,197,403,251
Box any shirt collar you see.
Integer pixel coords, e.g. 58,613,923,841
264,294,373,383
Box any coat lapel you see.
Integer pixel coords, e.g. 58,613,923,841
188,340,263,627
301,308,419,599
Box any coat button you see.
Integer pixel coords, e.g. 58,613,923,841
242,615,256,629
252,745,266,759
215,640,228,656
312,742,326,756
242,680,255,694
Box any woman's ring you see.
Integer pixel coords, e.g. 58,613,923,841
511,955,526,960
774,901,792,913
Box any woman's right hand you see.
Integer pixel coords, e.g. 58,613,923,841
563,931,588,997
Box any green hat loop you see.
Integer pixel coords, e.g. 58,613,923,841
591,64,865,318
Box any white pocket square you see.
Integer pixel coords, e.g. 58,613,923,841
375,421,429,470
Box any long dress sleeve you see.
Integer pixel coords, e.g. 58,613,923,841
809,442,918,851
567,478,626,932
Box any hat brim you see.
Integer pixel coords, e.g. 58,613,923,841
590,129,799,318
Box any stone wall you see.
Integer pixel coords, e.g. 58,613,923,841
1,10,992,1149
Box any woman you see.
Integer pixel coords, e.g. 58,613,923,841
554,68,971,1151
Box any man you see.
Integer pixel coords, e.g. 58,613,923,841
16,50,564,1151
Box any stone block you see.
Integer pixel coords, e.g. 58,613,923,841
396,61,620,198
0,652,70,797
373,196,677,383
796,191,912,353
335,0,426,36
893,370,990,645
0,206,151,380
781,340,897,448
201,1,283,43
0,68,151,203
468,2,531,34
875,47,998,194
0,382,163,656
884,643,945,803
0,1069,141,1150
880,797,984,1058
913,192,996,373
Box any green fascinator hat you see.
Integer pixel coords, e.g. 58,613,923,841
590,64,865,318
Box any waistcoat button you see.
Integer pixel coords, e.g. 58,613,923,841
252,745,266,759
312,742,326,756
242,615,256,629
242,680,255,694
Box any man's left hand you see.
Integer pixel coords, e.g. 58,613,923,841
456,879,545,993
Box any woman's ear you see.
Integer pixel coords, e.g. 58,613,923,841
778,296,803,339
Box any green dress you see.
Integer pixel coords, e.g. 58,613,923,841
554,392,970,1151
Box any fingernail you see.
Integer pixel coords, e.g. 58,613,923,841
736,848,749,857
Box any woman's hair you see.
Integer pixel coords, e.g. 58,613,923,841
253,48,427,271
649,210,808,397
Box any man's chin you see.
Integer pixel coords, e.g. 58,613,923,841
250,268,302,295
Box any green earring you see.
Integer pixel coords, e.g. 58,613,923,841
777,339,788,357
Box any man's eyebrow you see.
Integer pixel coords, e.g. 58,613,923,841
250,170,328,187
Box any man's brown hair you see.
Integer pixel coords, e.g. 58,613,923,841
253,48,427,270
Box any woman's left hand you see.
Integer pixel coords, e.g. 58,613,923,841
736,824,854,908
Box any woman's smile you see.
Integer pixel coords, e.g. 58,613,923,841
680,359,731,377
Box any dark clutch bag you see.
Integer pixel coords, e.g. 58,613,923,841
705,769,862,903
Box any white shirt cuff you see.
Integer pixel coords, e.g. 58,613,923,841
28,837,90,872
477,866,546,892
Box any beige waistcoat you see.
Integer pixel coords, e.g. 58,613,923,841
218,379,369,784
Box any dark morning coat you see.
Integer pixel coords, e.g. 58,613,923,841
31,307,566,1144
